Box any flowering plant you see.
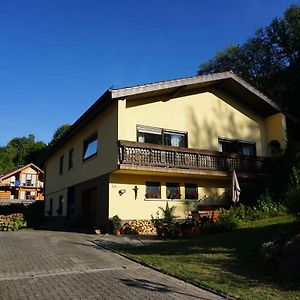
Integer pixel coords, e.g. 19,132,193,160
185,191,198,199
180,219,196,229
0,213,27,231
167,192,181,200
145,192,160,199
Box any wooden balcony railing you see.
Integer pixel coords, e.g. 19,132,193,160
118,140,269,173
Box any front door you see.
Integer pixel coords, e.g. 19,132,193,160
81,188,97,230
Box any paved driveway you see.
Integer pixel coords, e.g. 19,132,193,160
0,231,223,299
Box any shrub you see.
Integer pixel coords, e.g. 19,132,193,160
203,208,239,233
180,219,196,229
183,199,194,213
0,213,27,231
152,202,178,238
285,167,300,216
109,215,122,232
158,202,177,226
261,231,292,265
230,204,261,220
257,189,283,215
151,211,163,229
261,241,279,263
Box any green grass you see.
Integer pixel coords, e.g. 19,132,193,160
120,215,300,300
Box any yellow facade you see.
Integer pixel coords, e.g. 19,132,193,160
265,113,287,150
45,103,118,195
118,89,269,155
109,173,228,220
43,75,287,228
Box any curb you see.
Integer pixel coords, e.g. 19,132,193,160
92,240,236,300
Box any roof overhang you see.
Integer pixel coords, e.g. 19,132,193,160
111,71,281,117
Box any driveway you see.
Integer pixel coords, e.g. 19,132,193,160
0,231,223,299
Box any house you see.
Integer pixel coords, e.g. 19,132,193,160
42,71,286,231
0,163,44,204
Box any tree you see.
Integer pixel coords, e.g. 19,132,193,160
48,124,71,146
0,135,47,173
198,4,300,122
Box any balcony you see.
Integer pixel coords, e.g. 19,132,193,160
118,140,269,176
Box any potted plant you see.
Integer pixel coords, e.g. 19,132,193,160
151,212,164,237
183,199,194,216
110,215,122,236
160,202,178,237
151,202,177,237
181,219,196,238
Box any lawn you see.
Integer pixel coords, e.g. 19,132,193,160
120,215,300,300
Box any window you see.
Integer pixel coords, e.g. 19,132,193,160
83,133,98,161
57,195,63,215
25,191,31,200
145,182,161,199
269,140,281,157
68,148,74,169
185,183,198,199
219,138,256,156
137,125,187,147
166,182,181,199
59,155,64,175
10,176,15,186
138,127,162,144
164,131,186,147
26,174,32,186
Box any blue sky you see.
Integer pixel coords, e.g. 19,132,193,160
0,0,299,146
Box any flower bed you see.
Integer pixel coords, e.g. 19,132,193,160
0,213,27,231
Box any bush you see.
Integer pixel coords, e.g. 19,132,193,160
231,190,287,221
151,202,178,238
203,208,240,233
0,213,27,231
256,190,286,216
158,202,177,226
109,215,122,232
285,167,300,216
261,231,292,265
230,204,263,221
151,211,163,229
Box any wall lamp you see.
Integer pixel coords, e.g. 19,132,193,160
119,189,126,196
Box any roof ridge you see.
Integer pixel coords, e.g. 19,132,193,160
111,71,233,92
